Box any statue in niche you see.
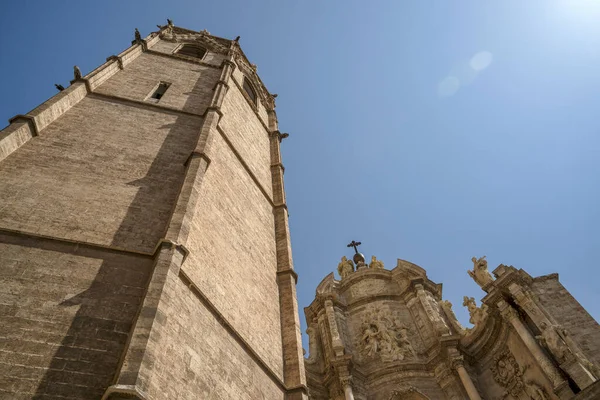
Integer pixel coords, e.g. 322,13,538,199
468,256,494,289
369,255,384,269
337,256,354,279
358,312,417,362
490,350,524,398
73,65,82,80
462,296,488,328
524,381,549,400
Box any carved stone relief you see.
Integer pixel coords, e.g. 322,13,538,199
490,349,525,398
415,284,450,334
357,310,418,363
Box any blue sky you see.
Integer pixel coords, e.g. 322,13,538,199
1,1,599,346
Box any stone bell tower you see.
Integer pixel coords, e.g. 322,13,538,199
0,22,307,399
304,248,600,399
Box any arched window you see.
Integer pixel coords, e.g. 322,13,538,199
176,44,207,60
242,78,257,104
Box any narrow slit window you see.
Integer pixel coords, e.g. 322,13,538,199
243,78,257,104
148,82,170,103
176,44,207,60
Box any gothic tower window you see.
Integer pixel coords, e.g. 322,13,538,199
175,44,207,60
242,77,257,105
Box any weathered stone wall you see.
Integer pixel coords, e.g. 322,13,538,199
144,271,284,399
0,31,299,400
95,53,220,115
532,275,600,366
183,109,283,378
0,232,153,399
219,82,274,198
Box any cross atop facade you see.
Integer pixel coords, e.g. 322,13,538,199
346,240,362,254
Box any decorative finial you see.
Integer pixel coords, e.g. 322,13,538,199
346,240,365,266
73,66,82,80
347,240,361,253
55,84,65,92
134,28,142,42
234,36,240,42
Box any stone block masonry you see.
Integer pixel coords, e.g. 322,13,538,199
0,24,307,400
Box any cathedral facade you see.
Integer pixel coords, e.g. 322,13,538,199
0,23,598,400
304,253,600,399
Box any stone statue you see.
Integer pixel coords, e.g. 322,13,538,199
73,66,82,80
462,296,488,328
134,28,142,42
369,255,384,269
165,19,174,35
524,381,549,400
468,256,494,289
536,322,570,362
337,256,354,279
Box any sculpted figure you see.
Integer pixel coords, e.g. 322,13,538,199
165,19,174,35
73,65,82,80
463,296,488,328
369,255,384,269
525,381,549,400
134,28,142,42
361,324,380,357
396,326,417,359
468,256,494,289
536,322,570,362
337,256,354,279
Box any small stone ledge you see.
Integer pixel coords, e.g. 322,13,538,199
277,268,299,284
532,272,559,282
101,384,148,400
0,120,34,162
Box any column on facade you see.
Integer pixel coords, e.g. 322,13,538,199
340,376,355,400
450,356,482,400
496,300,570,395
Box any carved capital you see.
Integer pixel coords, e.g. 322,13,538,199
497,300,518,322
339,375,352,388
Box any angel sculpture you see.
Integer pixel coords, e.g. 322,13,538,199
468,256,494,289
